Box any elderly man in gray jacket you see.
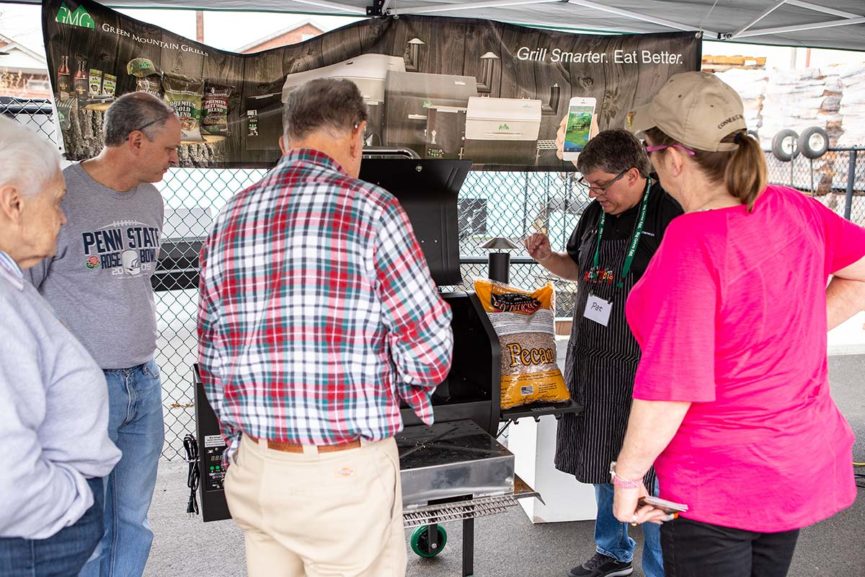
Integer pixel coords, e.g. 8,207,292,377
0,116,121,577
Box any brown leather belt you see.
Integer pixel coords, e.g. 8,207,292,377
250,436,361,453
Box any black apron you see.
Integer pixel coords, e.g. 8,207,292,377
553,220,656,488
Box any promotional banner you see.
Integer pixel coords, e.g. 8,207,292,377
43,0,701,169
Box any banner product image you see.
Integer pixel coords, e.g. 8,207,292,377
202,84,233,136
43,0,701,169
163,72,205,142
562,96,596,161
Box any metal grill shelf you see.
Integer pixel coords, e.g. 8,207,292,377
403,494,518,529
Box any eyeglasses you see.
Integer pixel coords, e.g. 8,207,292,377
644,142,696,156
577,168,630,193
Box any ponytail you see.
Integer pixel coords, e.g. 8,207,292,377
725,131,766,211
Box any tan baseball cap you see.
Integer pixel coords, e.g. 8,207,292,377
628,71,746,152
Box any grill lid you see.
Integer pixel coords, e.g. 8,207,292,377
359,158,469,286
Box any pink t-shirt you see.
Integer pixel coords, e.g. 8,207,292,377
626,185,865,532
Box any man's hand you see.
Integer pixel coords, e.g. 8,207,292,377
524,232,553,263
524,232,579,281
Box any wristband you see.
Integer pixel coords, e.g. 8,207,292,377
609,461,641,489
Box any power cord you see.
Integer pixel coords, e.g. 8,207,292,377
183,434,200,516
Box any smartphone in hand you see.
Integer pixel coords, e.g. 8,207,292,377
562,97,596,161
638,495,689,514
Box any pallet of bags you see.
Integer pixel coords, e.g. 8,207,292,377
761,67,842,149
715,68,768,135
837,63,865,148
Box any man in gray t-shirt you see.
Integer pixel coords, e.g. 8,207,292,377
28,92,180,577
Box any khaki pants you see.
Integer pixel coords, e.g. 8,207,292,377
225,435,406,577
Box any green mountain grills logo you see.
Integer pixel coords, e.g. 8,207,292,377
56,3,95,29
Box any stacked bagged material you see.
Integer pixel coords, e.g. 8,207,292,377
759,67,842,149
836,64,865,193
715,68,768,134
836,64,865,148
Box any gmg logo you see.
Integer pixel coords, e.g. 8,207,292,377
56,2,96,29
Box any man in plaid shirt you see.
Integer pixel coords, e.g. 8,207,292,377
197,78,453,576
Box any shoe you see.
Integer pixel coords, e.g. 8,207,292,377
567,552,634,577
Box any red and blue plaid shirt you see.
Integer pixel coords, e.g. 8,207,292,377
198,149,453,452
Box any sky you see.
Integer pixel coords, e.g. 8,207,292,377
1,2,864,67
0,3,360,55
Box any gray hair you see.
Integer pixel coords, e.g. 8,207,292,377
104,92,175,146
0,115,61,198
283,78,368,141
576,129,652,178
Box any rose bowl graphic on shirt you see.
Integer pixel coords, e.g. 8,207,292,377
81,220,160,277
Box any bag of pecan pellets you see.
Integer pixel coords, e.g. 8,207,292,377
474,279,570,410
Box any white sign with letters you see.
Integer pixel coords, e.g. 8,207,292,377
584,294,612,327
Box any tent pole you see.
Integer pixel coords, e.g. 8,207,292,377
785,0,861,20
731,0,787,38
393,0,560,17
734,16,865,40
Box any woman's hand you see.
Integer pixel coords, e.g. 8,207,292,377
613,482,648,524
613,399,692,525
613,483,677,526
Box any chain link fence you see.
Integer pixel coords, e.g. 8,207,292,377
765,151,865,223
4,98,865,459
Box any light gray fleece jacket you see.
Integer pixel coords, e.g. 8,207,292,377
0,251,121,539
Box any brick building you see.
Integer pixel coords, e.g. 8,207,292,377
237,21,324,53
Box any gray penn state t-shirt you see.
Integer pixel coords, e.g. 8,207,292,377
27,162,164,369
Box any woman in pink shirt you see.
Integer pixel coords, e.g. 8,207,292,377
610,71,865,577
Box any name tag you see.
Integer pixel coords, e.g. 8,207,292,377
584,294,612,327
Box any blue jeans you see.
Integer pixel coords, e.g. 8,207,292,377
594,482,664,577
0,478,104,577
79,359,164,577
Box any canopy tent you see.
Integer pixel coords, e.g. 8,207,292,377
8,0,865,51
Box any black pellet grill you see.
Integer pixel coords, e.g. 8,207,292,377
193,157,578,576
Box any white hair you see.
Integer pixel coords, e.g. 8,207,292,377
0,115,62,197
